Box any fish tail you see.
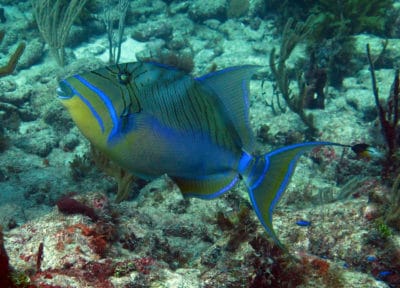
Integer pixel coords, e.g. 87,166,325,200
240,141,345,249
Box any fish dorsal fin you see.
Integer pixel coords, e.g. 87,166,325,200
136,62,185,87
171,171,239,199
196,65,260,151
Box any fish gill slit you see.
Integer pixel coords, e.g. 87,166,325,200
117,85,128,114
126,82,142,113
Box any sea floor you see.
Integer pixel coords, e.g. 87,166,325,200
1,1,400,287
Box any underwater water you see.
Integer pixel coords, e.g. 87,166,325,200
1,0,400,287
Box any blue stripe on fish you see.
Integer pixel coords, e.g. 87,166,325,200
238,151,253,174
60,79,105,133
251,156,270,190
73,75,120,143
246,156,260,185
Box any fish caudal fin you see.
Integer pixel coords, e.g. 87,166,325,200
241,141,344,249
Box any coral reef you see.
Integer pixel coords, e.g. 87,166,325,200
366,43,400,231
247,236,344,287
310,0,395,37
0,0,400,287
270,0,397,87
307,0,396,87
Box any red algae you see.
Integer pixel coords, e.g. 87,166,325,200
0,226,15,288
56,196,98,222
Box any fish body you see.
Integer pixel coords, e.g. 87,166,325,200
58,61,343,248
59,63,245,179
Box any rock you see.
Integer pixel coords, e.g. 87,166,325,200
59,133,80,152
129,0,167,23
132,20,173,42
169,1,190,14
249,0,266,18
353,34,400,69
188,0,227,22
17,38,45,69
0,79,17,93
43,104,74,134
14,125,59,157
0,87,30,106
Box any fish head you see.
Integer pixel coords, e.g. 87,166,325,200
57,72,122,149
57,62,183,150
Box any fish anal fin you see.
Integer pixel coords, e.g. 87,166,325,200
172,172,239,199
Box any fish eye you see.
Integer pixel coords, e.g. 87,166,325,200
118,72,131,85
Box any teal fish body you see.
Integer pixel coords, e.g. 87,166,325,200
58,62,246,179
58,61,344,248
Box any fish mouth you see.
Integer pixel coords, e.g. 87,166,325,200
57,81,73,99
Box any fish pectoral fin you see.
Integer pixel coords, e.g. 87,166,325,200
171,171,239,199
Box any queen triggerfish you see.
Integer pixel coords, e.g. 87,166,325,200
57,61,348,249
